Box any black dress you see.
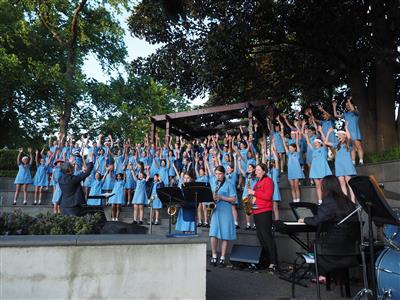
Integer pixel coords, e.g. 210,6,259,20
304,196,360,274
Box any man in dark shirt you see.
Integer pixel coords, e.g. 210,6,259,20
59,154,94,216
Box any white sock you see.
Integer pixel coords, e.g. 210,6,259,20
212,254,217,259
359,159,364,164
318,199,322,204
352,160,356,165
235,222,238,226
220,256,225,260
247,222,251,226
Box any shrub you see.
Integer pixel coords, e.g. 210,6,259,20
365,145,400,164
0,210,103,235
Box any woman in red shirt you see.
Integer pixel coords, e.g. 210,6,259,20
248,163,277,272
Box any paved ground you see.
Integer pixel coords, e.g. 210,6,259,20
206,262,364,300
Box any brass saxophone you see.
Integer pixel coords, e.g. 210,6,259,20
242,174,256,216
206,180,221,218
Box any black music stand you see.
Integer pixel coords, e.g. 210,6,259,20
87,192,115,207
349,176,400,300
157,187,185,237
182,182,214,236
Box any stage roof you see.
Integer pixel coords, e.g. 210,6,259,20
150,99,270,140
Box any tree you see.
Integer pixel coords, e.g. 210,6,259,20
20,0,128,138
89,74,189,143
128,0,399,152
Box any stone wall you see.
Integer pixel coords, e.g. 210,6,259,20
0,235,207,300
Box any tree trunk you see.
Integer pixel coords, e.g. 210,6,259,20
348,67,377,153
366,67,377,153
375,60,397,151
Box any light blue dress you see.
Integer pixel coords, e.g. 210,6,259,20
95,155,107,175
150,181,162,209
309,147,332,179
33,164,48,187
209,180,237,240
334,142,357,177
132,179,147,205
168,157,176,176
273,131,285,153
242,175,258,200
51,167,62,204
175,178,196,232
239,149,248,172
306,135,316,164
114,155,125,174
124,169,135,189
287,151,305,180
158,166,169,186
87,179,103,206
102,171,115,191
268,168,281,201
344,111,362,141
225,172,238,204
108,180,125,205
150,157,160,177
196,175,209,184
320,120,337,144
14,163,33,185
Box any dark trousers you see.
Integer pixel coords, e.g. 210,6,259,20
61,206,82,216
254,211,277,265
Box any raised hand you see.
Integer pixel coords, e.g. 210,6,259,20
27,147,32,153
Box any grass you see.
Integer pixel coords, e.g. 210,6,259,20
365,145,400,164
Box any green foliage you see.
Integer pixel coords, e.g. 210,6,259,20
365,145,400,164
89,74,189,143
0,149,19,170
0,210,103,235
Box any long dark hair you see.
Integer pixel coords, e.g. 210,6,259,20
321,175,355,216
257,163,268,180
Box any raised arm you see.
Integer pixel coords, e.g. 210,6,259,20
332,99,342,118
237,155,246,176
282,114,294,130
346,96,358,113
35,149,40,166
280,132,289,153
324,127,334,147
304,128,313,148
317,125,327,146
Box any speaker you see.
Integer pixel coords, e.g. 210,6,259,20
229,244,263,264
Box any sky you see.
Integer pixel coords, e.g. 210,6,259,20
82,10,207,107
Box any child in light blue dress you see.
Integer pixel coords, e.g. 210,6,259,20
148,174,164,225
87,172,105,206
282,133,304,203
305,128,332,204
51,160,64,214
33,151,49,205
124,162,136,206
13,148,33,205
132,168,148,224
175,173,196,233
108,173,125,221
325,125,357,202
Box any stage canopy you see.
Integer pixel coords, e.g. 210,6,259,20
150,99,270,142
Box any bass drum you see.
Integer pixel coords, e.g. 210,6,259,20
384,208,400,249
376,248,400,300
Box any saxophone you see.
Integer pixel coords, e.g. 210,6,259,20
242,174,256,216
206,180,221,218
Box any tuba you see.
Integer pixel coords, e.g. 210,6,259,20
242,174,256,216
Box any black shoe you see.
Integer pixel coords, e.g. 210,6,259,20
139,221,144,225
197,222,202,227
133,220,138,225
218,259,225,267
267,265,277,275
33,201,37,205
203,222,209,228
252,225,256,230
12,201,16,205
23,201,27,205
245,225,251,230
37,201,41,205
154,220,159,225
210,257,217,267
235,224,240,229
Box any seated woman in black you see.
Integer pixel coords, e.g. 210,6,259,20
299,175,360,278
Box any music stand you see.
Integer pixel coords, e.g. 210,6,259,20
87,192,115,207
349,176,400,300
157,187,185,237
182,182,214,236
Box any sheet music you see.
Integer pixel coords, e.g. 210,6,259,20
294,207,314,219
283,222,306,225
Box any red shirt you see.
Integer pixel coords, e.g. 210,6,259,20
253,176,274,214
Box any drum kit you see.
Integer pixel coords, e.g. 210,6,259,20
376,209,400,300
348,176,400,300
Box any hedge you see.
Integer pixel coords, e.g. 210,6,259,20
0,210,103,235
